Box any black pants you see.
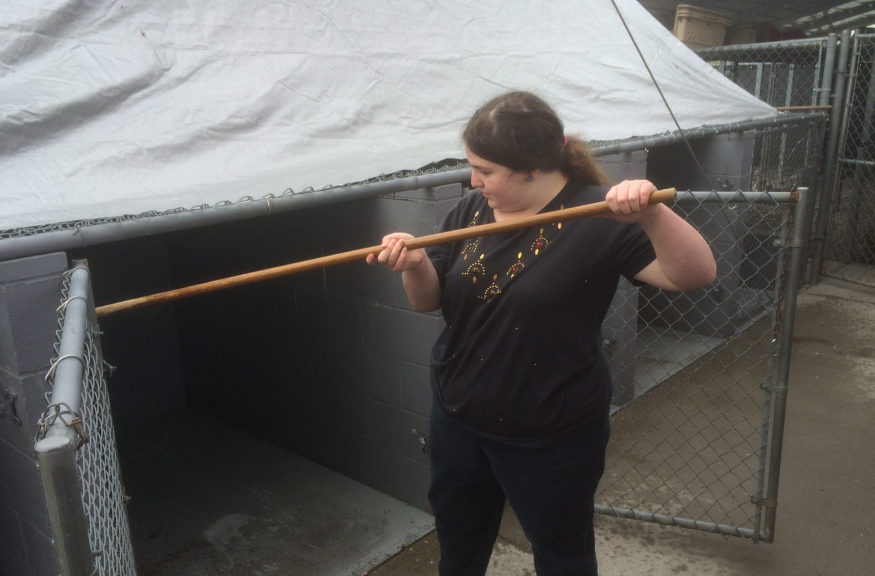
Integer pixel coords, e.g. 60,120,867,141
428,403,610,576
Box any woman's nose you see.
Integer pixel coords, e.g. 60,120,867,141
470,171,482,188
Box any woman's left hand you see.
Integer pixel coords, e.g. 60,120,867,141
605,179,658,223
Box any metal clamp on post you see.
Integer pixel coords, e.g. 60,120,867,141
37,402,89,450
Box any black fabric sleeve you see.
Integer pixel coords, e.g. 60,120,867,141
617,223,657,283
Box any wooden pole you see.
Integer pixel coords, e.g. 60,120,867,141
95,187,676,317
776,105,832,111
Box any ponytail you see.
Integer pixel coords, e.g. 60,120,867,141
561,136,612,186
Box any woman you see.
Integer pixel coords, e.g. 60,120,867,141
367,91,716,575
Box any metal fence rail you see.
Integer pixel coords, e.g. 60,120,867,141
35,262,137,576
597,188,809,542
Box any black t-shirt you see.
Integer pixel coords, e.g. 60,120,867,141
428,180,656,446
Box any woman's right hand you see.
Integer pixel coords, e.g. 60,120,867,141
366,232,428,273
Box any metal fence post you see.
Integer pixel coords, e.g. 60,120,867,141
35,436,96,576
817,33,838,107
35,264,97,575
810,30,852,282
761,186,811,542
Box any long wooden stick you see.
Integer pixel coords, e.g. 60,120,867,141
95,187,676,317
776,105,832,111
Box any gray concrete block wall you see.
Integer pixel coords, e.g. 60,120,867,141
85,236,188,432
0,252,69,576
599,149,647,183
288,183,463,510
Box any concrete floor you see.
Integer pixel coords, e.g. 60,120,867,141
117,410,434,576
118,264,875,576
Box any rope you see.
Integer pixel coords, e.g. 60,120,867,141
610,0,711,185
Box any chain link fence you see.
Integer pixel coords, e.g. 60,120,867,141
594,107,822,540
597,189,802,541
704,39,830,108
35,264,137,576
699,32,875,270
827,33,875,266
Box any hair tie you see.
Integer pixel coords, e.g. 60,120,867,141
563,136,568,146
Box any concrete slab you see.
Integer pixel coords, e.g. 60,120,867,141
117,409,434,576
369,270,875,575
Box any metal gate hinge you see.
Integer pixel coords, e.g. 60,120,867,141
759,379,788,393
751,495,778,509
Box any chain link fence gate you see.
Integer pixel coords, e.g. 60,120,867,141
596,188,805,542
593,108,823,541
35,262,137,576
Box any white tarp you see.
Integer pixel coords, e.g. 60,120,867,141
0,0,776,230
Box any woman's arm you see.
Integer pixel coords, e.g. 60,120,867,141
606,180,717,292
366,233,442,311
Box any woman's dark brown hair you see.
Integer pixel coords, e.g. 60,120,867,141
463,91,611,186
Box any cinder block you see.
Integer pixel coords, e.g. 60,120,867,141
0,273,65,375
435,194,463,227
279,420,338,471
598,150,647,182
0,499,29,576
371,195,443,239
330,348,402,406
647,134,753,191
307,200,367,257
360,304,441,364
296,288,362,348
0,437,49,530
337,433,431,511
327,258,410,309
369,402,429,464
0,372,52,454
0,252,68,284
99,309,187,431
395,183,464,203
324,184,465,307
332,388,375,439
400,361,432,417
20,517,58,576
